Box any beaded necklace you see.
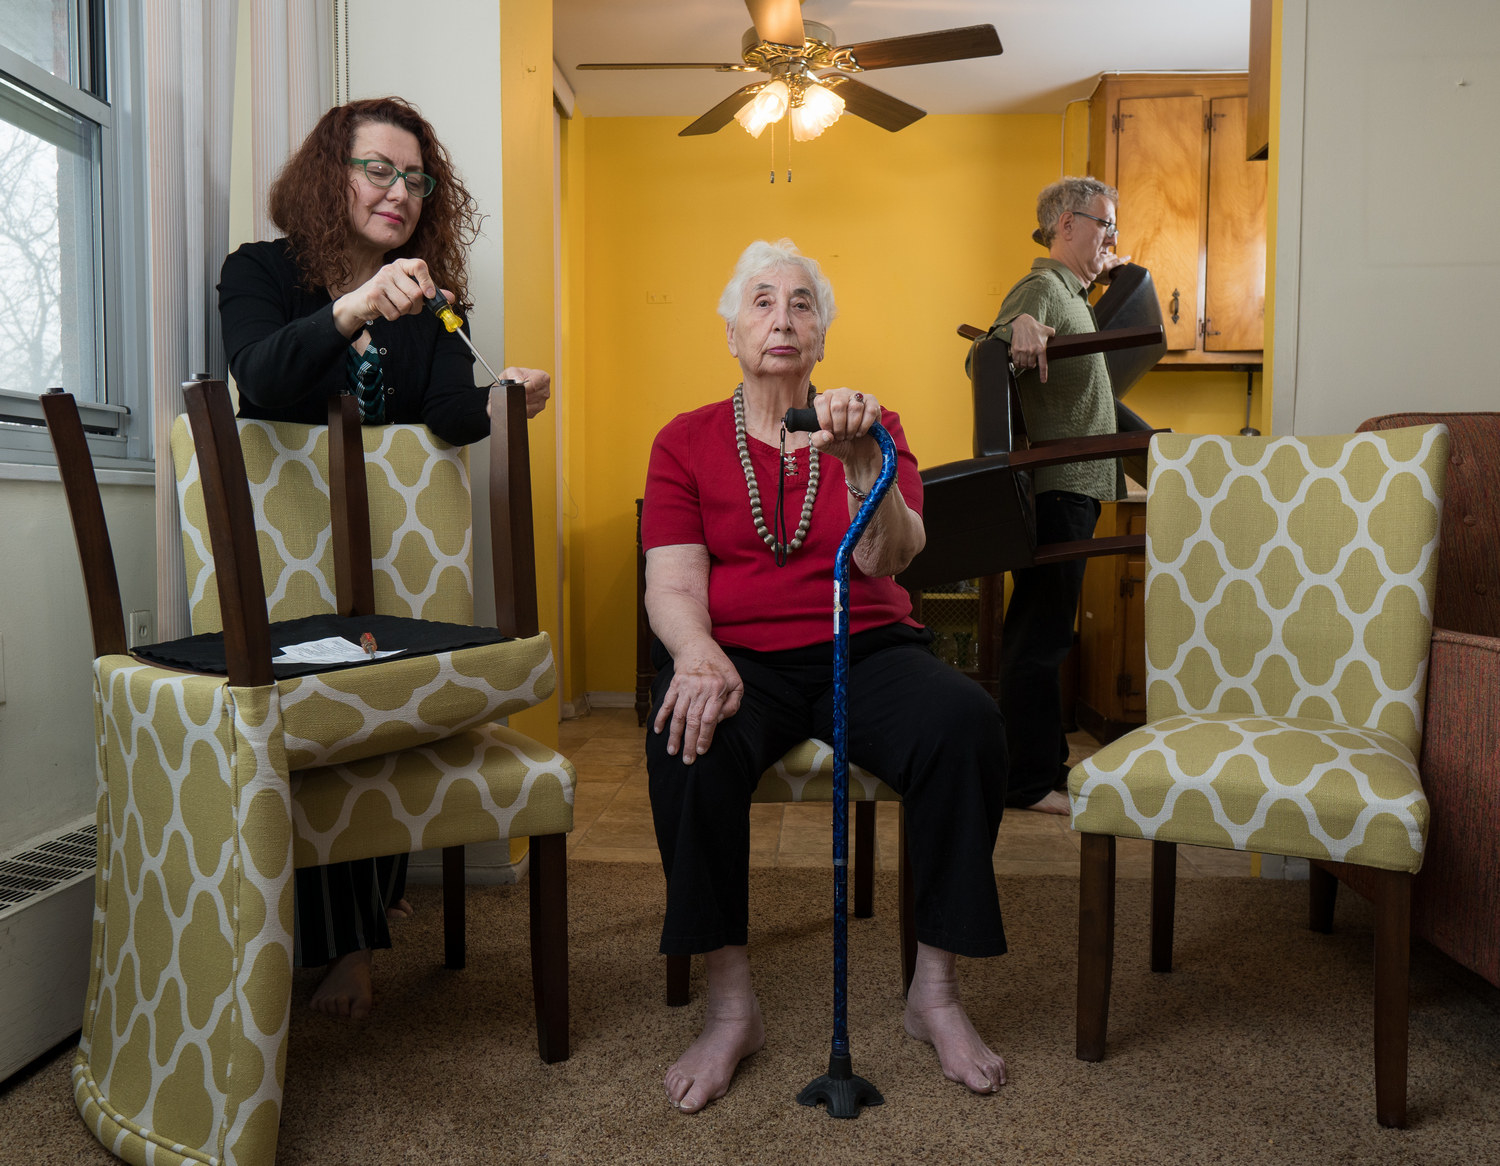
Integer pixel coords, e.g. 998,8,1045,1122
734,383,818,566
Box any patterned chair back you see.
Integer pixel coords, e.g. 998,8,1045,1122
1143,427,1449,757
171,416,475,632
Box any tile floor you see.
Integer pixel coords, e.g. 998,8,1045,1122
559,707,1253,880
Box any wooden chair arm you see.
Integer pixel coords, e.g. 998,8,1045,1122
1032,533,1145,566
327,394,375,617
957,323,1166,358
489,382,539,639
182,379,274,687
40,390,128,658
1046,325,1165,360
1010,430,1160,472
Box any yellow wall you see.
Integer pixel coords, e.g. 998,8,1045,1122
576,112,1051,695
571,109,1256,696
500,0,560,747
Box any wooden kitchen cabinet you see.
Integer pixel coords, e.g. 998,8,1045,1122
1077,497,1148,742
1089,72,1266,366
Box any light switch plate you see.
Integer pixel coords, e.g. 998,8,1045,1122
128,610,155,648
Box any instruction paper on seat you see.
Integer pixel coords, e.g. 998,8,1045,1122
271,636,404,665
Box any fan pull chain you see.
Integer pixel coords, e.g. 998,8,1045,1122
787,117,793,183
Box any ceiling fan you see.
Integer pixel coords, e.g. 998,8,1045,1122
576,0,1003,139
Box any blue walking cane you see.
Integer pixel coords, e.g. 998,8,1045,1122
782,404,898,1119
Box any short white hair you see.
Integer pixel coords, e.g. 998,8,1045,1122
717,238,837,328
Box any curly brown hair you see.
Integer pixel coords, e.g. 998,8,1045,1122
267,96,482,308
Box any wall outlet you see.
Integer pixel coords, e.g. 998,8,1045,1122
128,610,155,648
646,291,672,304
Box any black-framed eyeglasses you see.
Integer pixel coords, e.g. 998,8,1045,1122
346,157,437,198
1072,209,1118,237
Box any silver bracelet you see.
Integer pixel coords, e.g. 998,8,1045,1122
846,479,869,501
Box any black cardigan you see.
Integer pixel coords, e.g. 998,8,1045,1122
217,238,490,446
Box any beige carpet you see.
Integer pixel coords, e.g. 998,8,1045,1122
5,862,1500,1165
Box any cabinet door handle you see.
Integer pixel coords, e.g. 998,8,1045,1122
1169,288,1181,324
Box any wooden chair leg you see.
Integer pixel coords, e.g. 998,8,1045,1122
898,806,916,996
1309,860,1338,934
666,954,691,1007
854,800,875,919
1077,832,1116,1061
442,845,466,969
529,833,570,1063
1372,868,1411,1128
1150,840,1177,974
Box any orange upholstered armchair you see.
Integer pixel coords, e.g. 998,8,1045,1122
1313,412,1500,989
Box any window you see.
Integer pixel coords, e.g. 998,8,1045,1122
0,0,147,464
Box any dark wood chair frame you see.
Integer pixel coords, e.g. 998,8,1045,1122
43,380,569,1063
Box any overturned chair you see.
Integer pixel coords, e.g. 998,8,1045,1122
899,322,1165,590
44,380,574,1166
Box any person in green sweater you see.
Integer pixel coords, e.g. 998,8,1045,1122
985,177,1131,813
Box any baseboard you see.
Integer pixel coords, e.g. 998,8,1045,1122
1257,855,1310,881
560,692,592,720
584,691,634,710
405,840,528,886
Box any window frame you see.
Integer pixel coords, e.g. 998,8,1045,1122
0,1,150,470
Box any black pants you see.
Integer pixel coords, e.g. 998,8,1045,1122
999,490,1101,808
647,623,1008,960
292,855,407,967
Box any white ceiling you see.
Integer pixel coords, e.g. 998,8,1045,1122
554,0,1253,123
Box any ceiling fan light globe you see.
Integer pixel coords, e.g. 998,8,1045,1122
734,78,789,138
789,81,845,140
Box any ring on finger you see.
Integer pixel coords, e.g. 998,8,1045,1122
854,392,864,402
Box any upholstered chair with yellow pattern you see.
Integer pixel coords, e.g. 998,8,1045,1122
44,381,573,1166
1067,426,1449,1128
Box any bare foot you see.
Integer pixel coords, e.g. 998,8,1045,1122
1024,789,1071,815
386,898,414,921
903,943,1006,1094
664,946,766,1113
309,950,373,1019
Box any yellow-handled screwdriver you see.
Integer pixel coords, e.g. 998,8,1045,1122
425,291,512,389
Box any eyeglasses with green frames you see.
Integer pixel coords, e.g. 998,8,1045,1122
346,157,437,198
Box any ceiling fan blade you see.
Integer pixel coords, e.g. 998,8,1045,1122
678,82,764,137
836,25,1003,71
745,0,805,47
576,62,746,71
819,75,926,133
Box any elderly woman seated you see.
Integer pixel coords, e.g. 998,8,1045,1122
641,238,1010,1113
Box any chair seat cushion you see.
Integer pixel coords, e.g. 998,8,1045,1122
1068,713,1428,872
290,720,576,867
279,632,556,769
754,738,898,803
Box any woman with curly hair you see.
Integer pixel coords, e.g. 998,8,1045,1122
219,95,549,441
217,97,550,1018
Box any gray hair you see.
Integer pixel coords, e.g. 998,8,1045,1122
717,238,837,328
1034,176,1118,247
